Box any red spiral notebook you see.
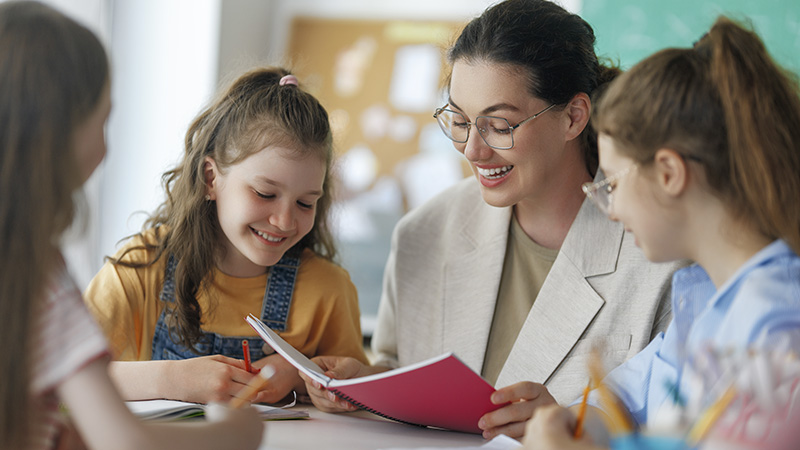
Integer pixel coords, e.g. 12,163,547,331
246,314,503,434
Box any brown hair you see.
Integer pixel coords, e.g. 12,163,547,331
0,1,109,448
112,67,335,349
447,0,620,176
595,16,800,254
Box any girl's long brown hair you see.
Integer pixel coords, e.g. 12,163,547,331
0,2,109,448
595,16,800,254
112,67,335,350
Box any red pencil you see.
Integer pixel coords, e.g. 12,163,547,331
242,339,253,373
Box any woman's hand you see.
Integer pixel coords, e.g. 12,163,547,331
298,356,387,412
478,381,557,439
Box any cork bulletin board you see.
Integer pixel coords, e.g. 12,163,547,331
287,17,470,200
286,18,471,326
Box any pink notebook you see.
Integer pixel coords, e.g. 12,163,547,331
246,314,502,434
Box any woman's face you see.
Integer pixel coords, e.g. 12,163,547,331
447,60,571,208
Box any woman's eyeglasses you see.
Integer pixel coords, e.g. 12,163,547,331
433,103,556,150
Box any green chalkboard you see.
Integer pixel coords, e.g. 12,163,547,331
582,0,800,72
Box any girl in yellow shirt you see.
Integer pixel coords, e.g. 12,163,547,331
85,67,368,405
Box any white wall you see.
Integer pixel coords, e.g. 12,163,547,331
40,0,111,287
61,1,221,288
98,0,221,277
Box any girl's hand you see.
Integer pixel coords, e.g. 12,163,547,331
165,355,253,403
478,381,557,440
522,404,603,450
250,353,303,404
299,356,384,413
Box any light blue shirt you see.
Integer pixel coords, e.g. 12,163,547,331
590,240,800,426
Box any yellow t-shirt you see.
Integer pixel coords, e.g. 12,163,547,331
84,229,368,365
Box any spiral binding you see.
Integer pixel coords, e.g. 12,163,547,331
331,389,427,429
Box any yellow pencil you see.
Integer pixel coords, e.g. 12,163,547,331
229,365,276,409
686,385,736,445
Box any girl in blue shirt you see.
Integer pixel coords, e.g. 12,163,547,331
522,16,800,450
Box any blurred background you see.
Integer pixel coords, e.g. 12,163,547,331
33,0,799,337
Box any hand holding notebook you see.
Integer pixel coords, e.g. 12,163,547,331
245,314,503,434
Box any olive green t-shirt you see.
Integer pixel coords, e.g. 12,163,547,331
481,215,559,385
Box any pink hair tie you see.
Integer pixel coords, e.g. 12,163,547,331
279,74,298,86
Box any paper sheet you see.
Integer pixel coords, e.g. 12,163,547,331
378,434,522,450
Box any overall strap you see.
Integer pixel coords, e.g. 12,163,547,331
159,254,178,304
260,248,302,332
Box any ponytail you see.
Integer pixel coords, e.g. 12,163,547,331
704,17,800,254
595,16,800,254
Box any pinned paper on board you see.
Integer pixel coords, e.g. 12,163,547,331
334,36,377,97
389,44,442,113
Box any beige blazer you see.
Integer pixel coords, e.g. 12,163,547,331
371,177,683,404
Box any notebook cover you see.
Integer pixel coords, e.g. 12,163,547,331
328,353,500,434
246,314,500,434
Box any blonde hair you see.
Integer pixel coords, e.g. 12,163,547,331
112,67,335,349
595,16,800,254
0,2,108,448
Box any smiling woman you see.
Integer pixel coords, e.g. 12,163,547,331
82,66,369,407
299,0,685,441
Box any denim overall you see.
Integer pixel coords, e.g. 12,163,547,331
151,250,300,362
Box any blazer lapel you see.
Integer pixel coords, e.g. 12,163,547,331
496,199,625,387
442,201,511,373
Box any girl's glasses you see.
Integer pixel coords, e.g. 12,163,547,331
433,103,556,150
581,165,637,215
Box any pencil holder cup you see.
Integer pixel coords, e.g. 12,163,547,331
610,434,693,450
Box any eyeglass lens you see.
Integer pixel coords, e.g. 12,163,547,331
435,110,515,149
594,185,613,213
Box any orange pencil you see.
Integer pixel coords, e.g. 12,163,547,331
242,339,252,373
588,347,634,434
574,379,591,439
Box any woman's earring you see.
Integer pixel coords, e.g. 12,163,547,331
205,194,211,201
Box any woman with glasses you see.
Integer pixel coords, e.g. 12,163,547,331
301,0,681,439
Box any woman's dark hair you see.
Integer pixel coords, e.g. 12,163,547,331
448,0,619,175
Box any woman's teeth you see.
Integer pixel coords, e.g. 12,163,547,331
477,165,513,179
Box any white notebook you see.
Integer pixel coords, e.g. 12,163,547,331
126,399,308,421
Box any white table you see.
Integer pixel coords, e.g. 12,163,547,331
259,406,488,450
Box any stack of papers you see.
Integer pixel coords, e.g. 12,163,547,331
126,399,309,421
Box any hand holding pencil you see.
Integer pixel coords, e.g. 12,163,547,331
230,365,276,409
201,364,272,437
